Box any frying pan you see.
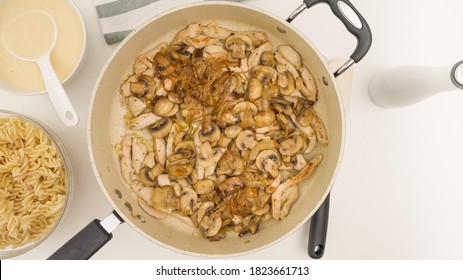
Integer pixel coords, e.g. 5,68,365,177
49,0,371,259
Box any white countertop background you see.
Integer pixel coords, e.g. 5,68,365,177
3,0,463,260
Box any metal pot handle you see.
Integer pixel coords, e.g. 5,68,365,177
287,0,372,77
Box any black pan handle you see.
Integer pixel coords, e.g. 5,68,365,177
308,193,330,259
48,211,124,260
287,0,372,76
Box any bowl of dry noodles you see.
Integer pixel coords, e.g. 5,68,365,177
0,109,73,258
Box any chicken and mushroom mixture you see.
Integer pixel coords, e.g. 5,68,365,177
115,22,328,241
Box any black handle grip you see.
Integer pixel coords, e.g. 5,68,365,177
303,0,372,63
47,219,112,260
308,193,330,259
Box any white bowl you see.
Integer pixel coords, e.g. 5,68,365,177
0,0,87,95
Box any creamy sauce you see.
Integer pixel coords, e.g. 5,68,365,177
3,11,55,59
0,0,84,93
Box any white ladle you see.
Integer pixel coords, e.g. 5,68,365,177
2,10,79,126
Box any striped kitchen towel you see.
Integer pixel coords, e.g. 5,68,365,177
93,0,246,45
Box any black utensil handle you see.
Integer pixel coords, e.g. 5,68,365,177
47,219,112,260
304,0,372,63
308,193,330,259
288,0,372,76
48,211,124,260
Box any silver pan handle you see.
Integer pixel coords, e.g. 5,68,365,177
287,0,372,77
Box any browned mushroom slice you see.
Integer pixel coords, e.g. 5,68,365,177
255,149,281,178
199,213,222,237
235,130,258,150
225,34,253,59
216,150,244,176
260,50,276,67
151,185,175,215
279,135,304,156
130,75,156,102
148,117,173,139
249,139,278,161
218,176,244,197
194,179,215,195
153,52,176,76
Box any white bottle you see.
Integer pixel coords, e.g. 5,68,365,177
368,61,463,108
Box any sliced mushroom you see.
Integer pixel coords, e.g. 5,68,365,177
153,52,176,76
153,97,175,117
197,201,215,224
293,154,308,171
197,142,218,167
225,34,253,59
300,66,318,102
276,113,295,134
199,213,222,237
199,117,221,143
139,166,157,187
130,75,156,102
129,112,162,130
255,149,281,178
253,66,277,87
167,162,193,178
279,134,304,156
194,179,215,195
249,139,278,161
216,150,244,176
218,176,244,197
224,125,243,139
172,140,195,159
277,71,296,96
148,117,173,139
235,130,258,150
151,185,175,215
180,188,198,215
260,51,275,67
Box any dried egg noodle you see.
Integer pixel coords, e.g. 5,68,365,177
116,22,328,241
0,117,66,249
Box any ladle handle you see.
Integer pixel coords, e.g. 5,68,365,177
369,62,463,108
36,57,79,126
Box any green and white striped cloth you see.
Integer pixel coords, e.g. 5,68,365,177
93,0,245,45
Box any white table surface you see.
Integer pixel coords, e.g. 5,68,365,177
3,0,463,260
